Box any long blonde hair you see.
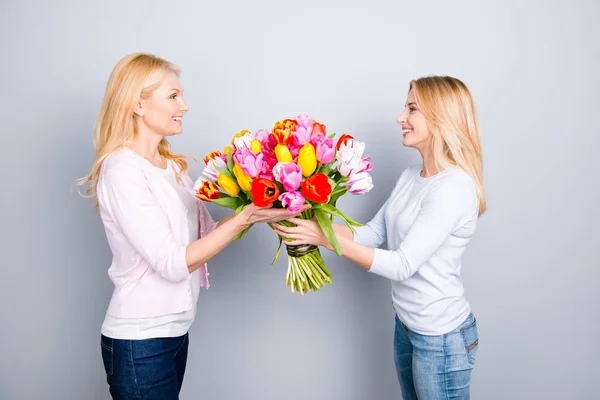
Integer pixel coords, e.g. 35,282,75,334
410,76,486,215
76,53,192,208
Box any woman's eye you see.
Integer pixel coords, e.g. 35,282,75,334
170,94,177,99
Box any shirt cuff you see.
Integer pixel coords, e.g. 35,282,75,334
172,245,191,281
368,248,407,281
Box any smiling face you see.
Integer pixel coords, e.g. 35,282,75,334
135,71,189,137
396,89,431,152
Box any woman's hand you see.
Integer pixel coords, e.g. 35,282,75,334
272,217,333,250
240,204,312,225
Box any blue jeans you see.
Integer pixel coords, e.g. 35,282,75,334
101,333,189,400
394,313,479,400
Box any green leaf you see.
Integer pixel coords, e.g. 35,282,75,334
328,190,346,206
226,150,234,171
314,209,342,256
271,236,283,265
320,163,333,176
316,203,363,227
232,224,252,241
214,165,236,182
211,196,244,210
328,132,336,139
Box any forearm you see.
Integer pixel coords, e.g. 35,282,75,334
215,211,237,228
332,222,353,240
186,212,249,273
328,235,375,271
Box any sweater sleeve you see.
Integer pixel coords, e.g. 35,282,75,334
352,198,389,248
353,172,407,248
198,201,218,238
368,177,477,281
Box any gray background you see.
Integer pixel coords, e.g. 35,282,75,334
1,0,598,399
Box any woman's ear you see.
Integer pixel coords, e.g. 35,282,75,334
133,99,145,117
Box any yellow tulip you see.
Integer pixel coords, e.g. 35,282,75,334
250,140,262,154
217,174,240,196
233,163,253,192
223,146,233,155
275,144,293,162
298,143,317,177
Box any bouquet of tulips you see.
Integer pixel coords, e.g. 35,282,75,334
194,115,373,294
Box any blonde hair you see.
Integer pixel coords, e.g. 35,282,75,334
410,76,486,215
76,53,192,208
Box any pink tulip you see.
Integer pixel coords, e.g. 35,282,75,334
293,114,314,146
261,151,278,177
273,162,303,192
238,150,264,178
255,129,270,144
313,136,335,164
279,191,306,213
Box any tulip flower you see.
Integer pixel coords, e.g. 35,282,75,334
251,178,280,207
195,180,220,202
273,162,303,192
279,191,306,213
301,173,332,203
255,129,270,144
358,156,372,173
233,163,253,192
250,140,262,154
236,150,264,178
347,172,373,195
203,151,222,164
232,129,255,151
274,144,293,162
313,136,335,164
312,121,326,136
272,119,296,145
297,143,317,177
217,174,240,197
336,137,365,158
336,150,365,178
293,114,313,146
202,152,228,182
335,134,354,151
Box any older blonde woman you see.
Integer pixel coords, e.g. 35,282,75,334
78,53,306,399
274,76,484,400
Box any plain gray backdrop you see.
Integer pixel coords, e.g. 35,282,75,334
1,0,598,399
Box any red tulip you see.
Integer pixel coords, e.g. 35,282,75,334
251,178,280,207
301,174,332,203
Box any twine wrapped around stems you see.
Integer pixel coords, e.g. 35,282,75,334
286,244,318,257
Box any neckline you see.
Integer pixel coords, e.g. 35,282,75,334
415,167,450,182
125,147,169,171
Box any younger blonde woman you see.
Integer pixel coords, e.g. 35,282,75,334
274,76,484,399
78,53,304,399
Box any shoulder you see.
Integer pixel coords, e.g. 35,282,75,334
437,167,476,193
428,167,477,208
102,148,145,176
99,148,148,189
